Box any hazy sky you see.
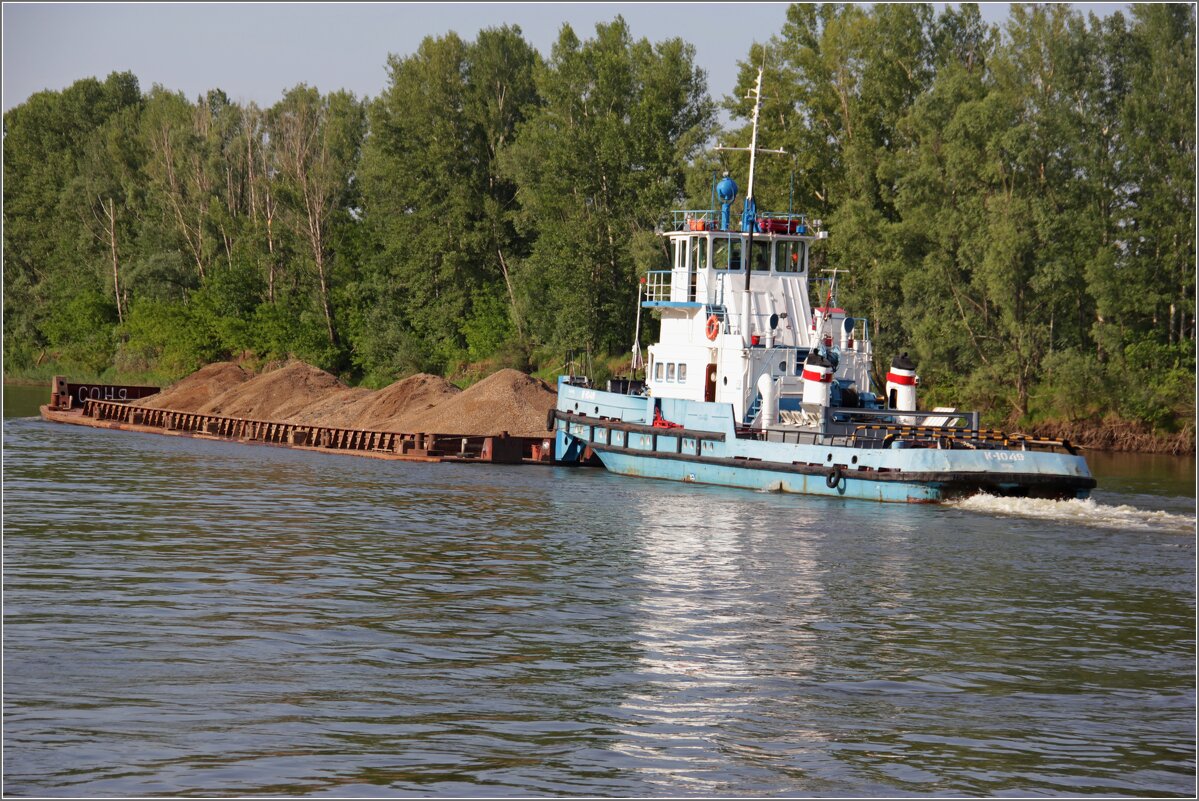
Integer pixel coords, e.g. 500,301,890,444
3,3,1129,115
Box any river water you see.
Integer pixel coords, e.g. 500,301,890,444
4,384,1195,796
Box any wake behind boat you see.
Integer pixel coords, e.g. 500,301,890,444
549,68,1095,504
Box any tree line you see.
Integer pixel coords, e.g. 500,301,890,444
3,5,1194,430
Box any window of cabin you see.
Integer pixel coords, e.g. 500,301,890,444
678,363,688,383
713,237,744,270
713,237,731,270
749,239,770,272
690,237,708,271
775,241,804,273
666,363,676,382
655,361,664,381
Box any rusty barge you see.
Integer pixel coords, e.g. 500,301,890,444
40,377,555,465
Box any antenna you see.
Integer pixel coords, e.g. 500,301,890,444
712,67,787,346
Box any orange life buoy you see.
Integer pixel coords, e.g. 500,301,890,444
705,314,720,341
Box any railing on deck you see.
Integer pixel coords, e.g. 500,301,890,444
645,271,673,302
668,209,812,234
853,318,871,346
671,209,718,231
755,212,810,234
79,398,535,463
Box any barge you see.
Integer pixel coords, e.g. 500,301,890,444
40,377,554,465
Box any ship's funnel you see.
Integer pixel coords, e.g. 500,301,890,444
801,350,834,411
756,372,778,428
886,352,918,423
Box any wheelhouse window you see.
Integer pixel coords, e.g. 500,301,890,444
678,363,688,383
655,361,665,381
690,237,708,271
666,363,676,382
749,240,770,272
712,236,742,270
775,240,805,273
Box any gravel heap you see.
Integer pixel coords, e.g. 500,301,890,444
313,373,461,431
134,361,250,411
197,360,349,421
133,360,557,438
283,387,373,426
401,368,556,438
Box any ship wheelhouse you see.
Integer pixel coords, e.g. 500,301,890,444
641,212,873,427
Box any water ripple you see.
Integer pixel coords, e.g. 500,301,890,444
3,416,1195,796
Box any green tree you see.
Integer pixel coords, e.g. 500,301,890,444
268,85,366,355
357,27,539,379
3,71,141,369
502,18,714,353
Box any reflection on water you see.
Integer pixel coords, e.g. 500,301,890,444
4,383,48,418
3,413,1195,796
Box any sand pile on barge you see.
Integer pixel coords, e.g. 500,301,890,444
400,369,556,438
134,361,250,411
312,373,461,431
283,387,373,426
134,359,556,437
197,360,349,421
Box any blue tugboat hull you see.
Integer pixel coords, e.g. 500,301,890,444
594,448,945,502
552,381,1095,504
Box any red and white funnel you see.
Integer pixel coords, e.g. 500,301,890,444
886,353,918,422
801,350,834,410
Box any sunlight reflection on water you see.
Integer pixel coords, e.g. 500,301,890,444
3,415,1194,796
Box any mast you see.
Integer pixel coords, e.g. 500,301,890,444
715,67,786,347
740,70,763,349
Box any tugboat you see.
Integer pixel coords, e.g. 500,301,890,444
548,69,1095,503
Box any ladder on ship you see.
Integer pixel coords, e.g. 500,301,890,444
745,391,762,426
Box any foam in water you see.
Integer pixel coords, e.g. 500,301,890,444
951,494,1196,534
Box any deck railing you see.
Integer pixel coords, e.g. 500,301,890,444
669,209,812,233
645,270,673,302
79,398,538,463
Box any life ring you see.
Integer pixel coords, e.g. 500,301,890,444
825,465,843,489
705,315,720,341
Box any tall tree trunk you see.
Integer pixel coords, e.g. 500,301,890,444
104,197,123,323
496,248,524,339
315,250,337,347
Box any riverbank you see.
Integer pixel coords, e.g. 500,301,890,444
1029,418,1195,456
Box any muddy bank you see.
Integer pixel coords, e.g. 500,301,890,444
1029,418,1195,456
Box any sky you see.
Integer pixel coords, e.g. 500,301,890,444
3,2,1129,115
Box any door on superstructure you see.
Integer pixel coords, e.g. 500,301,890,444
689,236,706,302
705,364,717,402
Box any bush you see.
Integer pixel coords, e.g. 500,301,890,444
41,285,118,374
1113,339,1195,430
117,299,218,377
1038,348,1110,421
462,289,515,362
